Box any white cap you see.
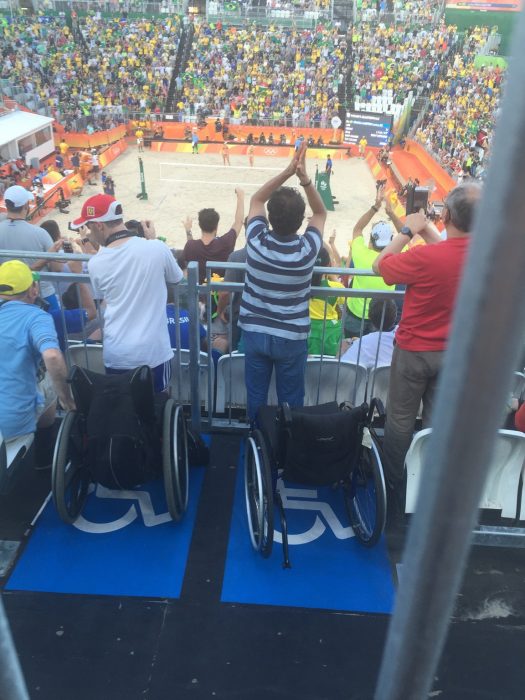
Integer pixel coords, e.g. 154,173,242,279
371,221,393,249
4,185,34,208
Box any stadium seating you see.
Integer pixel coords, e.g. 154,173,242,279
0,15,181,131
179,22,344,125
405,428,525,518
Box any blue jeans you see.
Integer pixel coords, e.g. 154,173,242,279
243,331,308,421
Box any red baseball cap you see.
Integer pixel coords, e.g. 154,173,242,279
71,194,123,229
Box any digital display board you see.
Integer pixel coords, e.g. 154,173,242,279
344,111,393,147
446,0,521,11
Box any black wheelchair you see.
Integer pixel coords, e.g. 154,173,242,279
244,400,387,567
52,365,188,525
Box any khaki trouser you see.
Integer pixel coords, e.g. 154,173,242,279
383,345,444,485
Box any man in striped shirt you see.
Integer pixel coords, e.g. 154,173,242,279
239,142,327,421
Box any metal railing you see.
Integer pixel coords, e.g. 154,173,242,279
205,0,333,25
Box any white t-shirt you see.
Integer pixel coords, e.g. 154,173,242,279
341,328,396,369
88,236,183,369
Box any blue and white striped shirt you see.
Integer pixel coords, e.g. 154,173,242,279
239,216,322,340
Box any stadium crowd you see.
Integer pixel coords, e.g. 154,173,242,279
351,22,460,106
0,14,181,131
177,22,344,126
413,27,504,179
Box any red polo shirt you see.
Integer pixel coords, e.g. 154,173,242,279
378,237,470,352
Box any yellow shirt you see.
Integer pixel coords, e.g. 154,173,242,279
310,279,345,321
347,237,394,318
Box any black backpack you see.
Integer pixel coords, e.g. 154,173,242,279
71,366,163,489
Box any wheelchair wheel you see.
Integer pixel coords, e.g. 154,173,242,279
344,430,386,547
162,399,189,522
244,430,274,558
52,411,90,524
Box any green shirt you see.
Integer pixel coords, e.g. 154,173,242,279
347,237,395,319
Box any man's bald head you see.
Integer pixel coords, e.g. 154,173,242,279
444,182,482,234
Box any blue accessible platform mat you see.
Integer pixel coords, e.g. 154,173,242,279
221,446,395,614
6,469,204,599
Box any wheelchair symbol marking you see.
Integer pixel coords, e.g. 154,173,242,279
273,479,354,545
73,484,171,534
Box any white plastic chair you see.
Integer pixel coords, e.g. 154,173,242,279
405,428,525,518
215,353,277,413
68,344,105,373
513,371,525,400
304,359,367,406
367,365,391,407
170,349,214,410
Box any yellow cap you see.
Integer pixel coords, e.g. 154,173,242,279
0,260,38,295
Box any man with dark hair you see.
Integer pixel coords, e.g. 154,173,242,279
71,194,183,393
372,181,482,488
0,185,64,312
183,189,245,283
345,187,397,337
0,260,75,467
239,142,327,421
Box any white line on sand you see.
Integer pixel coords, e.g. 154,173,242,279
159,178,266,186
159,162,282,171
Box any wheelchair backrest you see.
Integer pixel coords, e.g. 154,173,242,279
70,365,162,489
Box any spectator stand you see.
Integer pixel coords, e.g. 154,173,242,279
3,254,524,554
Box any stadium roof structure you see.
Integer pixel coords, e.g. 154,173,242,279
0,110,53,149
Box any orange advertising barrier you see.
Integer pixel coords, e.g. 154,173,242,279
99,138,128,167
402,140,456,197
150,141,350,160
54,125,127,150
130,119,344,145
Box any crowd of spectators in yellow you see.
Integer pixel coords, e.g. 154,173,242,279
414,27,504,179
176,22,344,126
351,22,460,106
0,15,181,132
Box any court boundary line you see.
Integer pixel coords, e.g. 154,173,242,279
159,162,283,172
158,178,266,186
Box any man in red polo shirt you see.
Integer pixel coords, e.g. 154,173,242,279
372,182,481,488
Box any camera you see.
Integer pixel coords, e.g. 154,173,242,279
125,219,145,237
63,239,74,253
35,296,50,312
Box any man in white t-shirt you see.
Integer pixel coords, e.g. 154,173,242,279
341,298,397,369
71,194,183,392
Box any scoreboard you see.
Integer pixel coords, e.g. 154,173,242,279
344,111,393,147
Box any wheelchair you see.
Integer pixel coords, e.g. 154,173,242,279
244,400,387,567
52,365,189,525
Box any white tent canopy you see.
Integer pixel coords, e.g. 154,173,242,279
0,109,55,165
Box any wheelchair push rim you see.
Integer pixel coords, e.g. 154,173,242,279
344,431,387,547
162,399,189,522
244,430,274,558
52,410,91,524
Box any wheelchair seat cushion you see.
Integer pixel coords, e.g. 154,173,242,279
283,403,367,486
